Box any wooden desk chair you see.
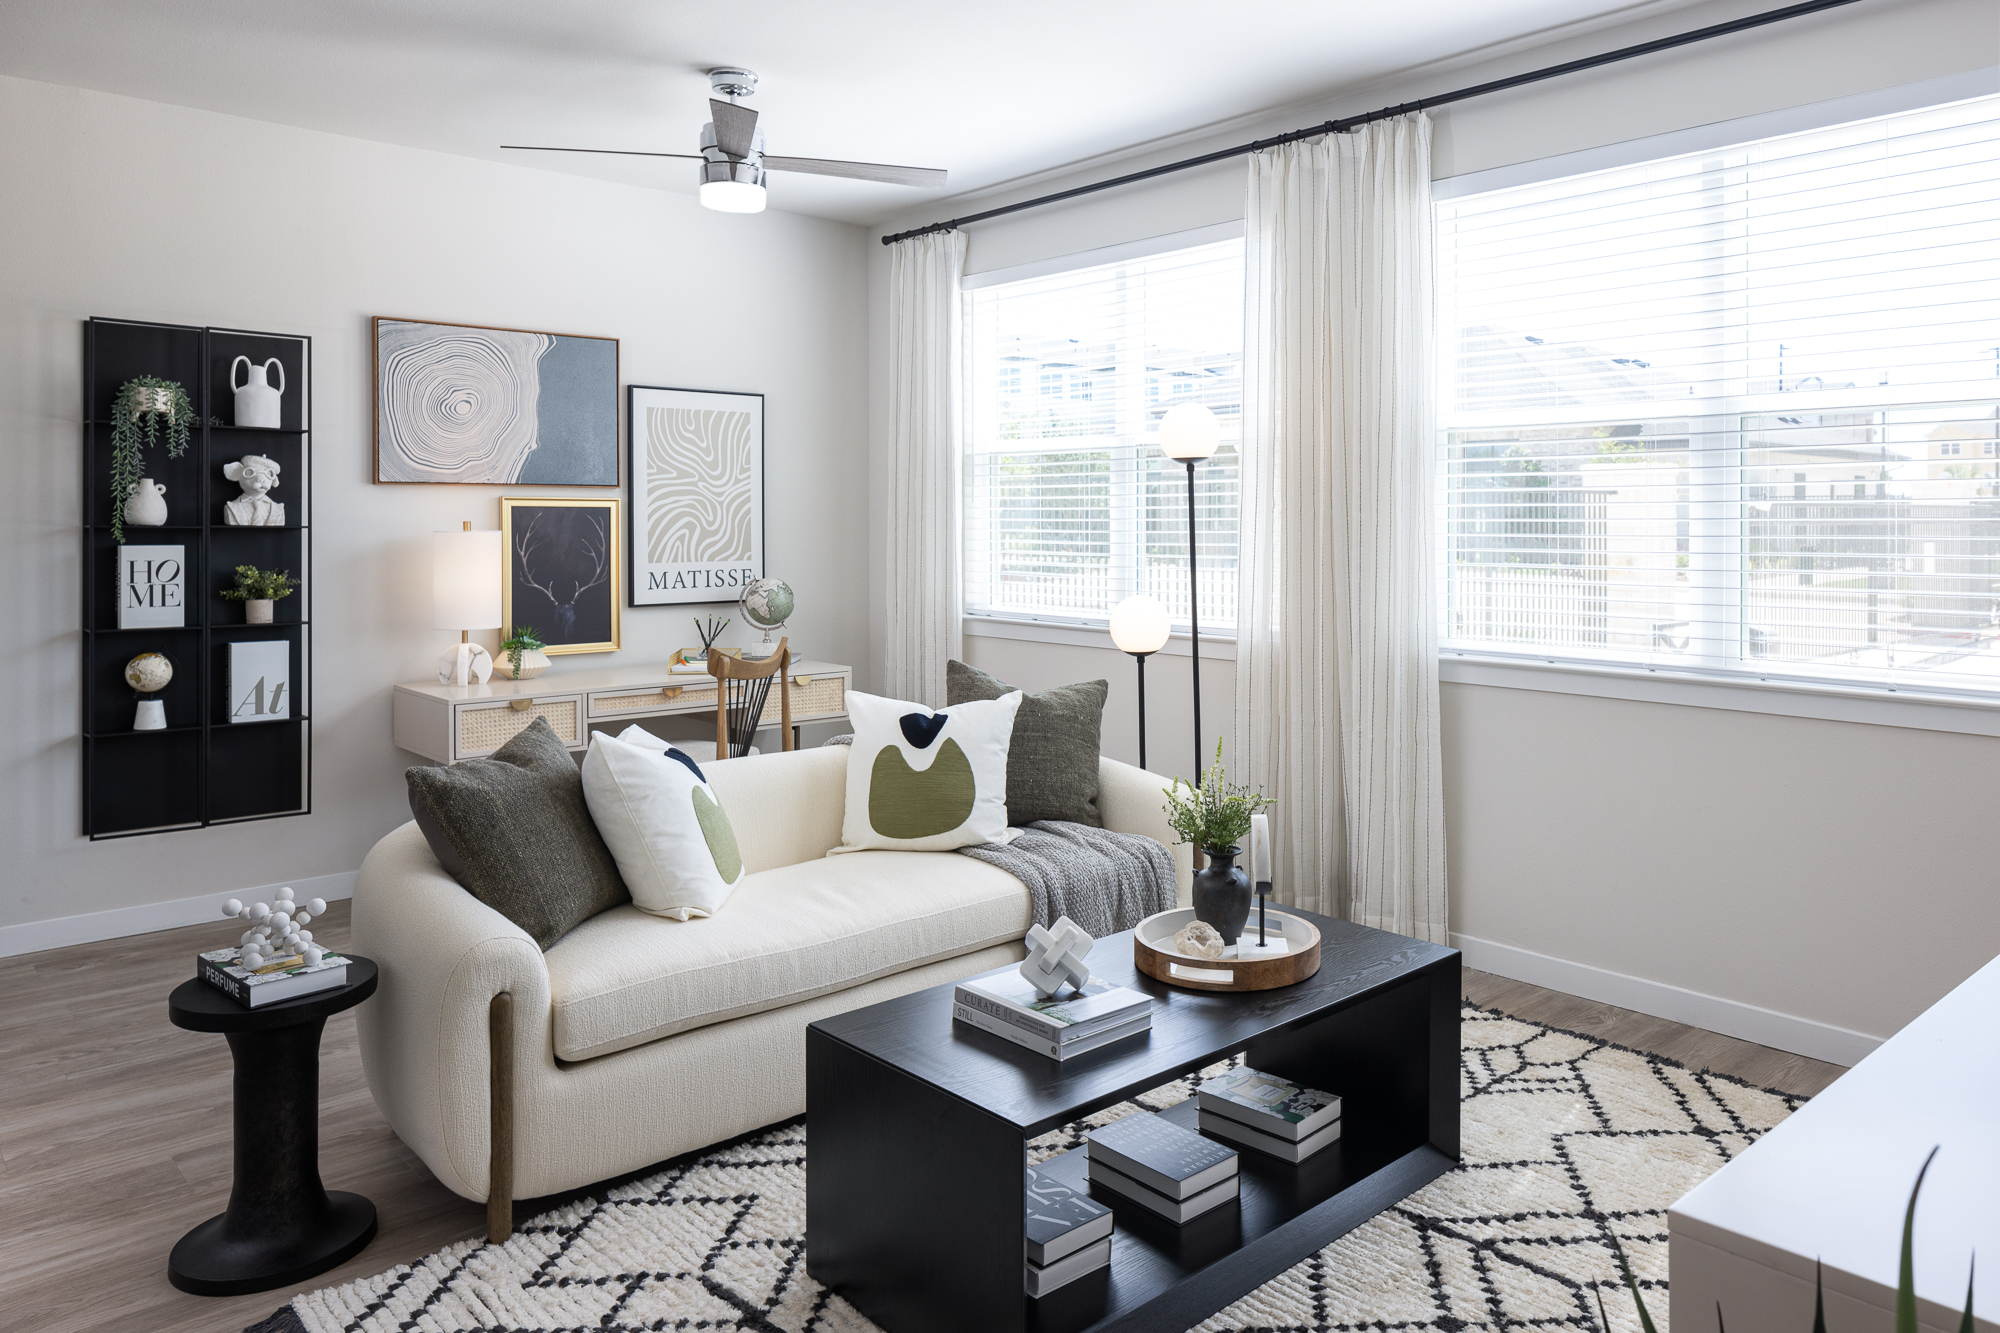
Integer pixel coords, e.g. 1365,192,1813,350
707,638,792,759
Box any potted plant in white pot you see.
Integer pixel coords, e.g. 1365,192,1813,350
109,375,195,543
1162,739,1275,947
219,565,299,624
497,626,550,680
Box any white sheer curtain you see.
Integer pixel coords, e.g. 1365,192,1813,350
1234,114,1448,943
883,230,967,705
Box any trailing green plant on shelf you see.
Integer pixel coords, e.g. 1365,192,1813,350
219,565,299,602
108,375,195,543
1161,738,1274,853
500,626,546,678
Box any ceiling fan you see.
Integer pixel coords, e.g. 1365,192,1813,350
501,68,947,214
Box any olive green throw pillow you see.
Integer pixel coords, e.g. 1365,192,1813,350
405,716,629,949
946,660,1107,827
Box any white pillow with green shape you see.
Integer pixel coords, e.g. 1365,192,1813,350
834,689,1024,853
581,726,744,920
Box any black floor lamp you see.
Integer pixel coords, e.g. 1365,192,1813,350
1159,402,1220,781
1110,595,1169,770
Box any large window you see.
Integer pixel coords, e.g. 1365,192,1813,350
964,238,1244,629
1437,94,2000,693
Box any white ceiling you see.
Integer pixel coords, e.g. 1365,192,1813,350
0,0,1706,225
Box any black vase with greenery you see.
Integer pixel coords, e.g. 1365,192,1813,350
1162,739,1274,947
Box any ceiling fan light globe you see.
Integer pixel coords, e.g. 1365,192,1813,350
701,180,767,214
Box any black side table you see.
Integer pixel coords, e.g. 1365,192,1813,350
166,957,380,1296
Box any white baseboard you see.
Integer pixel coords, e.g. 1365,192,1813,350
0,871,357,959
1452,933,1884,1068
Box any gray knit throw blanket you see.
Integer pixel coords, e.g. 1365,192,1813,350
957,820,1177,935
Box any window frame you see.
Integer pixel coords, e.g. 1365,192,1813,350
1430,72,2000,733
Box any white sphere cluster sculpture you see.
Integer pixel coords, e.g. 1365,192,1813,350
221,886,330,970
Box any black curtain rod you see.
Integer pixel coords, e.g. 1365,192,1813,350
881,0,1862,246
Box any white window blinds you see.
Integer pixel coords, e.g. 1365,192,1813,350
1437,92,2000,694
964,238,1244,629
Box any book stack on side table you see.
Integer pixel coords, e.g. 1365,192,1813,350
1197,1068,1343,1164
953,972,1151,1060
1085,1111,1239,1224
198,947,350,1008
1023,1166,1113,1297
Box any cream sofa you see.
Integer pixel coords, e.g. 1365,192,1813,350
354,745,1190,1239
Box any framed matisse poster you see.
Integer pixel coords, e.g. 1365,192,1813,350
501,497,621,654
374,317,619,485
627,385,764,606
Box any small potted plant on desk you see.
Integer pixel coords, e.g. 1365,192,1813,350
1162,739,1275,948
498,626,549,681
220,565,299,624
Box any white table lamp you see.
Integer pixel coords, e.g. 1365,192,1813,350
434,522,502,686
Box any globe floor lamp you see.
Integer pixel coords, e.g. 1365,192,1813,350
1158,402,1221,781
1110,595,1170,770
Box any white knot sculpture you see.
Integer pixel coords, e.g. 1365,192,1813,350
1020,915,1093,999
220,885,330,971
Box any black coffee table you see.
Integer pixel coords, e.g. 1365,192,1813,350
805,911,1458,1333
166,958,379,1296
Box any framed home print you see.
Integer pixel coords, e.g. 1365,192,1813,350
374,317,620,485
626,385,764,606
501,497,621,654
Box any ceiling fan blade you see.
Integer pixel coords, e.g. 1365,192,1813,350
500,144,705,160
709,99,760,158
763,156,947,187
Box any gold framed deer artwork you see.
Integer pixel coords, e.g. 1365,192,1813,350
500,497,622,655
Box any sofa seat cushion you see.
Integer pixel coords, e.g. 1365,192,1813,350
545,849,1033,1061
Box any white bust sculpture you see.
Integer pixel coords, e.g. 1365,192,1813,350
222,455,285,526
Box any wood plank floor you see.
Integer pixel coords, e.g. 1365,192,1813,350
0,907,1848,1333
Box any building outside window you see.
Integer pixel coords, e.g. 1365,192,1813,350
964,238,1244,629
1436,93,2000,692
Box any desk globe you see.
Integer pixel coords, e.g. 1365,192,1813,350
739,577,793,658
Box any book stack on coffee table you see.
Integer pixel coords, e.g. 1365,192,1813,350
953,972,1151,1060
1196,1068,1343,1164
1023,1166,1113,1297
1084,1111,1239,1224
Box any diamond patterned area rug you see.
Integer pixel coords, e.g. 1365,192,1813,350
258,1004,1805,1333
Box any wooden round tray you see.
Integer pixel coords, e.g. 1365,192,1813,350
1133,907,1322,992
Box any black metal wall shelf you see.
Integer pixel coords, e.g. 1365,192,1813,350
81,317,313,839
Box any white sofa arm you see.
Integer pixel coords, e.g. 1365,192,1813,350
352,821,550,1202
1098,757,1193,907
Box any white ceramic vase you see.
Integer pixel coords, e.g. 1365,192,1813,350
123,478,168,527
231,356,285,429
133,698,167,731
497,646,550,680
245,599,274,624
131,387,174,419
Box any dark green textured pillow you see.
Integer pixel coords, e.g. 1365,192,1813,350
405,716,629,949
946,659,1107,827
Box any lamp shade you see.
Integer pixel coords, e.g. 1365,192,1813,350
1159,402,1221,461
433,528,502,631
1110,594,1171,655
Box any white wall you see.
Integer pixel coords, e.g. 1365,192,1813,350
868,0,2000,1056
0,75,871,949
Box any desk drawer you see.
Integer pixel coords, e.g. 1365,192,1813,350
788,673,846,719
589,684,714,717
457,695,583,757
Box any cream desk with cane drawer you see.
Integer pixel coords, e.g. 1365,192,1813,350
392,660,852,764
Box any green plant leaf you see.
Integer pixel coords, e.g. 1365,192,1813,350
1900,1147,1940,1333
1958,1255,1975,1333
1609,1230,1660,1333
1815,1259,1827,1333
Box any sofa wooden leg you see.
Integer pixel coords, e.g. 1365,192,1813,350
488,992,514,1243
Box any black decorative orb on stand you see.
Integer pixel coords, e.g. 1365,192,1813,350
1192,844,1252,945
